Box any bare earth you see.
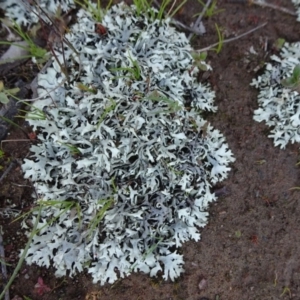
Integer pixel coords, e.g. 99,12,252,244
1,0,300,299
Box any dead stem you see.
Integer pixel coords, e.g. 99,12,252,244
229,0,296,16
195,22,268,53
167,0,177,16
0,160,17,184
1,139,31,150
188,0,212,40
250,0,296,16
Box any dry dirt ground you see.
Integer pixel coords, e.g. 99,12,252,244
1,0,300,299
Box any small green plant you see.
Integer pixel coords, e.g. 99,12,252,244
97,99,117,128
0,81,20,105
74,0,113,22
129,236,163,273
17,102,47,121
133,0,153,17
281,64,300,91
156,0,187,20
191,51,208,71
58,142,82,156
0,149,5,159
235,230,242,238
274,38,285,51
147,91,181,114
274,271,278,286
0,149,10,171
13,199,79,224
155,0,169,21
213,23,224,54
87,177,116,239
77,82,98,94
87,197,114,239
195,0,224,18
193,23,224,54
280,286,291,298
111,56,142,81
167,165,184,176
132,0,187,21
0,20,48,64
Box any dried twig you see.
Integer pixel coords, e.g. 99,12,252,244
0,228,10,300
0,160,17,184
188,0,212,40
167,0,177,16
0,140,31,151
250,0,296,16
195,22,267,53
230,0,296,16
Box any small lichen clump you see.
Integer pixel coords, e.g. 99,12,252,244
251,42,300,148
4,1,235,284
292,0,300,22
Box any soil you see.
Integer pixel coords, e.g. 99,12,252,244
1,0,300,299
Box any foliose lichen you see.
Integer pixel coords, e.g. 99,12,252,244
4,1,234,284
251,42,300,148
292,0,300,22
0,0,75,26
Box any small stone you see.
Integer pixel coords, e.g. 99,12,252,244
198,278,208,290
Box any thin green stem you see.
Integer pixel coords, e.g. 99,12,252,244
0,208,42,300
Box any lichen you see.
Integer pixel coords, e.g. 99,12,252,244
292,0,300,22
0,0,75,26
251,42,300,148
2,1,235,285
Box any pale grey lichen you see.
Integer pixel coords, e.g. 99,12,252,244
292,0,300,21
251,42,300,148
0,0,75,26
17,2,234,285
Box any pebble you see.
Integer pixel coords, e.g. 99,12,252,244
198,278,208,290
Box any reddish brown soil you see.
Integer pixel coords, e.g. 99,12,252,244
1,0,300,299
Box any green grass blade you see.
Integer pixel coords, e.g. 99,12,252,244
0,116,24,131
214,23,223,53
0,207,42,300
